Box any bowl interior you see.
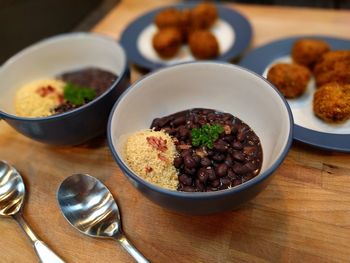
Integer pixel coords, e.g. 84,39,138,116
0,33,126,115
110,62,291,185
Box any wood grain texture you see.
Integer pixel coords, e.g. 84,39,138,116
1,1,350,262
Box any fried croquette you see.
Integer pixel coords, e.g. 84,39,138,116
155,8,182,29
152,28,182,58
190,2,218,30
267,63,311,98
313,83,350,123
313,50,350,87
291,39,330,69
188,30,219,59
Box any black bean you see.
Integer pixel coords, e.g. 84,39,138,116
156,117,172,128
198,118,207,125
232,151,246,162
178,126,189,138
230,124,238,134
224,155,234,167
216,163,228,177
197,168,209,183
195,179,205,191
173,156,183,168
181,149,192,158
184,155,197,169
207,113,216,121
211,153,225,162
181,186,196,192
232,179,242,186
172,116,186,127
237,131,246,142
207,150,214,156
242,174,254,182
233,163,252,175
192,115,199,124
179,174,192,186
200,157,212,166
232,141,243,150
220,178,231,188
184,167,197,175
211,179,220,188
169,128,177,136
192,154,201,165
244,162,256,172
222,135,234,142
206,167,216,181
213,141,228,153
237,125,248,141
231,124,240,134
227,170,238,180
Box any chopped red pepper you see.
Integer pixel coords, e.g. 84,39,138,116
157,153,169,163
145,166,153,173
146,136,168,152
36,85,56,97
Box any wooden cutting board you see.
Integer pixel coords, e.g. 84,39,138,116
1,1,350,262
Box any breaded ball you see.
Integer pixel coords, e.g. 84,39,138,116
188,30,219,59
313,83,350,123
314,50,350,87
267,63,311,98
152,28,182,58
190,2,218,30
155,8,182,29
291,39,330,69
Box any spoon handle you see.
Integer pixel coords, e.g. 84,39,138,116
13,213,65,263
116,234,150,263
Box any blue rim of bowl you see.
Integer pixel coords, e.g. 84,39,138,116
119,3,252,70
239,35,350,152
0,32,128,122
107,61,293,199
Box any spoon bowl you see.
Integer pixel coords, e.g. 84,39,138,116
0,160,64,263
0,161,25,216
57,174,121,238
57,174,149,263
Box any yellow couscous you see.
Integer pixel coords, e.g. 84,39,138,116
14,78,65,118
124,129,178,190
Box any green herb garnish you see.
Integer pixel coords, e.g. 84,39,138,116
191,124,224,149
63,82,96,106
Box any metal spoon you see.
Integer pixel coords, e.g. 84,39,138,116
57,173,149,263
0,160,65,263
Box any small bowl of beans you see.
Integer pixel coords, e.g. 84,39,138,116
108,62,293,215
0,32,130,145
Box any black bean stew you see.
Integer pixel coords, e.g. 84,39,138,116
54,67,118,114
151,108,263,192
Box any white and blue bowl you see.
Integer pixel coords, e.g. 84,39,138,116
0,33,130,145
108,62,293,215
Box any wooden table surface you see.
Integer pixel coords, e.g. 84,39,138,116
1,1,350,262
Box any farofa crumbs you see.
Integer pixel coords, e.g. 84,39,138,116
124,129,178,190
14,78,65,117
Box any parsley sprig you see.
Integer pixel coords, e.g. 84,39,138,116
191,124,224,149
63,82,96,106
